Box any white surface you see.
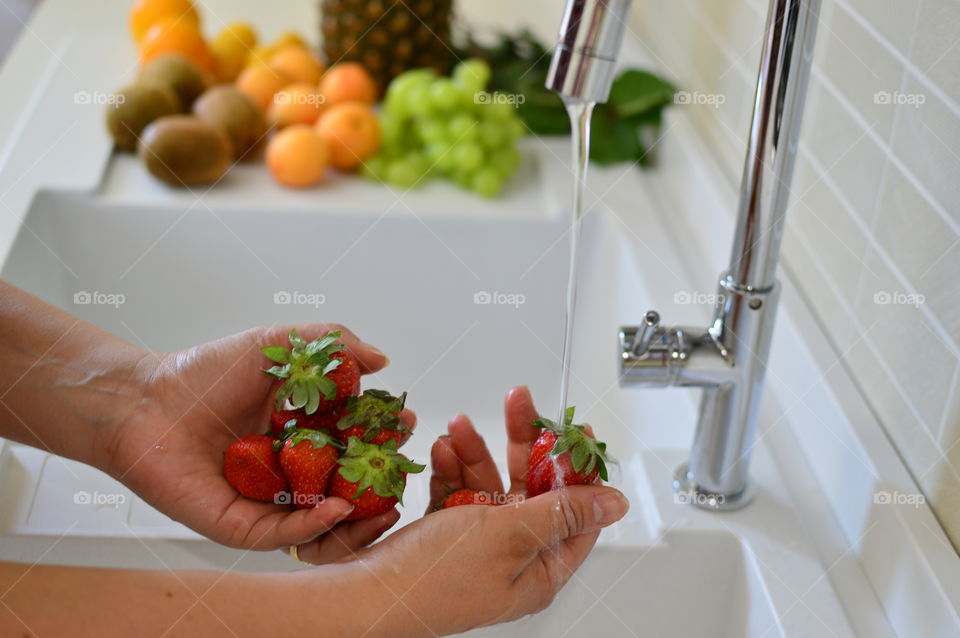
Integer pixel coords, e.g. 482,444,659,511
0,1,955,637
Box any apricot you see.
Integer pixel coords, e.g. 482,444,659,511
266,125,329,187
319,62,378,105
140,17,213,74
269,46,324,85
129,0,199,44
236,64,290,112
315,102,381,172
268,82,326,128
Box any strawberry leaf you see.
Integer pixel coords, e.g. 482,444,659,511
261,346,291,363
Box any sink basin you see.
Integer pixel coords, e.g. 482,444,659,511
468,532,776,638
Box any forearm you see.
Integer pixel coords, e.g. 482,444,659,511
0,281,152,468
0,560,393,638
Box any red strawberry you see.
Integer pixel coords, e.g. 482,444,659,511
223,434,289,503
335,389,410,446
526,407,610,497
439,488,495,509
328,437,425,520
277,428,343,509
261,329,361,417
270,409,340,437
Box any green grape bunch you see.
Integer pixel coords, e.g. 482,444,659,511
363,59,525,198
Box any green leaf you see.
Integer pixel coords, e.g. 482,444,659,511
305,384,320,415
263,365,287,379
315,376,337,400
291,383,308,409
608,69,676,119
288,328,306,350
261,346,290,364
571,443,589,474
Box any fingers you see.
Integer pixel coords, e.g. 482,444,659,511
427,414,504,512
504,386,541,494
274,323,389,374
293,509,401,565
236,497,355,550
446,414,504,494
511,486,628,552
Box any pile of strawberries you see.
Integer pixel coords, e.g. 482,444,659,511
223,329,424,520
437,406,611,511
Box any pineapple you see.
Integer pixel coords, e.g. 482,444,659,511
320,0,453,94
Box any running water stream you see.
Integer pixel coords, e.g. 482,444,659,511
555,98,595,429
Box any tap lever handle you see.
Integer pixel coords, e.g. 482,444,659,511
632,310,660,356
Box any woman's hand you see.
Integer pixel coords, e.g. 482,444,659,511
103,323,409,557
341,385,626,637
355,484,629,637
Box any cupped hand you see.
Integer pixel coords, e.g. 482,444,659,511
103,323,410,557
346,385,626,636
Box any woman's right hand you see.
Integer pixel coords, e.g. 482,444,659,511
344,386,630,638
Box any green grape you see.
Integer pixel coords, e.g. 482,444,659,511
447,113,479,143
406,83,436,116
424,143,455,172
404,151,431,177
470,167,503,198
478,119,508,149
491,147,522,177
417,119,447,145
478,100,516,121
453,58,491,93
429,78,460,111
505,117,526,140
385,159,422,189
380,114,405,147
451,142,484,172
360,155,387,182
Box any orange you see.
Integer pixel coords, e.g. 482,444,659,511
266,125,329,187
211,22,258,82
269,46,324,85
129,0,199,44
140,18,214,74
318,62,378,105
268,82,326,128
315,102,381,171
236,65,290,112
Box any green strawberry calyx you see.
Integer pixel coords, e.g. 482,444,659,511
336,437,425,503
533,407,611,481
336,389,409,442
273,426,343,453
262,329,345,415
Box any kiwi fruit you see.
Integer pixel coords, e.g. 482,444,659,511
106,83,180,151
139,54,209,112
192,85,267,159
138,115,233,186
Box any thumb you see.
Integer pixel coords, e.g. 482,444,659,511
513,486,628,551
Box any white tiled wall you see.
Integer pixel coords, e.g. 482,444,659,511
631,0,960,548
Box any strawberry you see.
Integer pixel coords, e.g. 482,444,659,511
262,329,361,416
335,389,410,446
526,407,610,497
276,428,343,509
439,488,495,509
328,437,425,520
223,434,289,503
269,409,340,437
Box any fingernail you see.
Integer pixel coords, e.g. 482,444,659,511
368,345,389,366
593,492,629,527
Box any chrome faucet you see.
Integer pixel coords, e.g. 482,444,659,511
547,0,822,509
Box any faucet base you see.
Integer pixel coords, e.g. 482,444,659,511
672,463,755,511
